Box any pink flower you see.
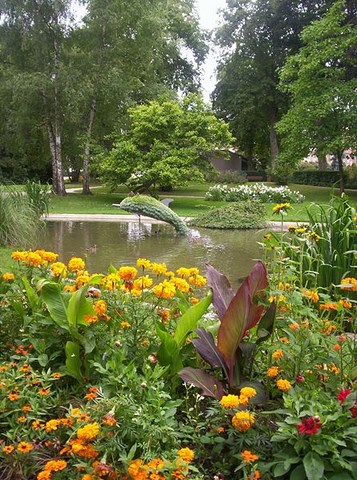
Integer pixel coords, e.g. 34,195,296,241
337,388,352,404
297,416,322,435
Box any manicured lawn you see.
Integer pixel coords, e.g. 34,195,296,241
48,182,357,222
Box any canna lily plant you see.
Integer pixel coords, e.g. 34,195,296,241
179,261,276,399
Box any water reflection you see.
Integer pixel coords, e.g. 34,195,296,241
38,221,264,286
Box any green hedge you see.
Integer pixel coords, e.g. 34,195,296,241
291,170,345,187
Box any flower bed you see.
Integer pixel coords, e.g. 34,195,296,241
205,183,305,203
0,224,356,479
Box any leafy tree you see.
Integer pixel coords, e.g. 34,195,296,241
277,0,357,193
100,94,234,192
212,0,334,169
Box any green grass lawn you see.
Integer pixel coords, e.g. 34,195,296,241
48,182,357,222
0,246,14,270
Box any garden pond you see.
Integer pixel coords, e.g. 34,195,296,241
39,220,265,284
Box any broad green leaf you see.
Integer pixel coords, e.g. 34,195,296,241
174,292,212,347
67,286,95,328
290,464,307,480
22,276,40,312
40,282,69,330
65,341,82,381
303,451,324,480
156,323,182,374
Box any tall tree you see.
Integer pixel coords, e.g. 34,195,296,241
277,0,357,194
212,0,334,170
0,0,74,194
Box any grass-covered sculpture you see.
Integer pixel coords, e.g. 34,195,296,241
119,195,189,235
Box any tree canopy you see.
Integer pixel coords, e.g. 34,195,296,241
100,94,234,192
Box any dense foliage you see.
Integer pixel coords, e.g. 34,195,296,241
189,201,267,229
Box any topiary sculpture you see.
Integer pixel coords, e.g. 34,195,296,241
119,195,189,235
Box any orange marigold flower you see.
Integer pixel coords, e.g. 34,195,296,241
276,379,291,392
220,394,240,409
303,290,319,302
81,475,94,480
17,441,33,454
188,274,207,287
232,411,255,432
177,447,195,463
17,416,27,423
37,472,52,480
340,277,357,291
241,450,259,463
45,419,61,432
102,414,116,426
68,257,85,271
2,272,15,281
267,366,279,378
8,393,20,401
289,322,300,331
2,445,14,454
38,388,50,395
333,344,341,352
84,314,99,324
77,422,100,442
153,280,176,299
240,387,257,399
27,252,44,267
43,459,67,472
339,299,352,309
191,297,199,305
52,372,61,378
94,300,107,316
118,266,137,281
22,405,31,412
272,349,284,360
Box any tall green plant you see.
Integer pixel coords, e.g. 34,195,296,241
0,184,41,247
24,180,52,216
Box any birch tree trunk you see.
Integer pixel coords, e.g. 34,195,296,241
269,108,279,169
82,98,97,195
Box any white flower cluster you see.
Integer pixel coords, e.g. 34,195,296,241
206,184,305,203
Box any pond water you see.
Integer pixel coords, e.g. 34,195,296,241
38,221,265,286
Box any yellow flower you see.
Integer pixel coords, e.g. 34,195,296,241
339,299,352,309
177,447,195,463
188,274,207,287
84,314,99,324
220,394,240,409
120,321,131,329
267,366,279,378
272,203,291,215
276,379,291,392
241,450,259,463
118,266,137,281
45,419,61,432
2,272,14,281
170,277,190,293
77,422,100,441
340,277,357,291
133,275,153,290
151,262,167,276
272,349,284,360
11,250,29,262
68,257,85,272
76,273,90,287
176,267,191,278
136,258,151,269
50,261,67,277
40,251,58,263
2,445,14,454
232,411,255,432
44,459,67,471
152,280,176,299
303,289,319,302
37,472,52,480
94,300,107,316
17,441,33,454
307,231,321,242
27,251,44,267
240,387,257,399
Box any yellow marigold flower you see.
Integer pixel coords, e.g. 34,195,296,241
153,280,176,299
133,275,153,290
278,282,291,290
120,321,131,329
272,349,284,360
37,472,52,480
189,267,199,275
11,250,29,262
2,272,14,281
276,379,291,392
147,458,164,470
136,258,151,269
267,366,279,378
170,277,190,293
303,289,319,302
32,419,42,430
77,422,100,442
220,394,240,409
241,450,259,463
41,251,58,263
17,441,33,454
2,445,14,454
232,411,255,432
191,297,199,304
45,419,60,432
189,274,207,287
130,288,142,297
44,459,67,472
63,284,76,292
94,300,107,316
151,262,167,275
340,277,357,291
176,267,191,278
240,387,257,399
27,251,43,267
118,266,137,281
17,416,27,423
68,257,85,272
165,270,175,278
178,447,195,463
76,273,90,287
272,203,291,215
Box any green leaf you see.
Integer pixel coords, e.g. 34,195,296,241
174,292,212,347
303,452,324,480
65,341,82,382
290,464,307,480
156,323,182,374
37,354,49,367
40,282,69,330
22,276,40,312
67,286,95,328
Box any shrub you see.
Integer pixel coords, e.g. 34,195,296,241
291,169,344,186
24,180,52,216
205,184,305,203
189,200,267,229
211,170,248,184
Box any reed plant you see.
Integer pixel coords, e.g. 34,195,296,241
0,184,42,247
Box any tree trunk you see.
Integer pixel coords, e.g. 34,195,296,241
82,98,97,195
337,151,345,196
269,109,279,169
